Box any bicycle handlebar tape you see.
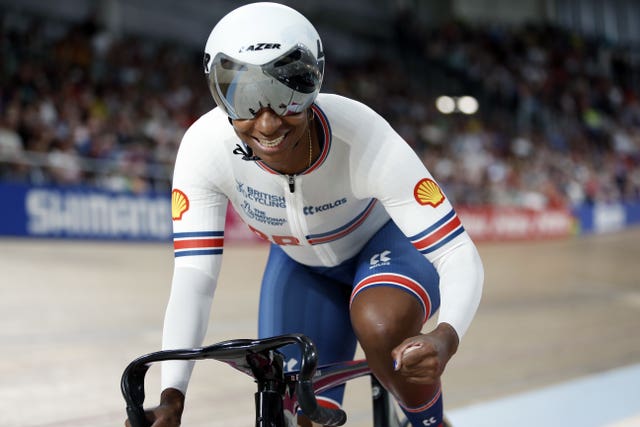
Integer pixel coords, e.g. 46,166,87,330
296,380,347,426
126,406,151,427
121,360,153,427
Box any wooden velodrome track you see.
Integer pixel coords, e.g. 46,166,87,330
1,227,639,427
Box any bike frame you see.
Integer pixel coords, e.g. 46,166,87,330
121,333,406,427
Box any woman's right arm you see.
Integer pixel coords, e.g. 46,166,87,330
154,116,231,425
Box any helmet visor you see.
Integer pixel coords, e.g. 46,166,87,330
208,44,323,120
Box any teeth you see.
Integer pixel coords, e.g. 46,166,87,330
258,135,284,148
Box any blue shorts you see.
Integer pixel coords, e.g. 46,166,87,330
257,220,440,408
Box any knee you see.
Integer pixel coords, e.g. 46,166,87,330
350,287,423,353
351,308,403,352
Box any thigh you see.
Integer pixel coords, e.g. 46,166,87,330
258,244,357,367
351,220,441,322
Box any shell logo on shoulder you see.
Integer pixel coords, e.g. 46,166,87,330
172,189,190,220
414,178,445,207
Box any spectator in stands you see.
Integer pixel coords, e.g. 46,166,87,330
0,9,638,208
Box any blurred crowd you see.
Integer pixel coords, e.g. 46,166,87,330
0,11,205,193
1,10,639,208
339,20,640,208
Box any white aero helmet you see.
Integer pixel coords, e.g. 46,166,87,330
203,2,325,120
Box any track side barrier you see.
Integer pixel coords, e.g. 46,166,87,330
0,183,638,241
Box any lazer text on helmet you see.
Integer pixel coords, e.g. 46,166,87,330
239,43,282,53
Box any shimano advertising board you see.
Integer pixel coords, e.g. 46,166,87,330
2,183,172,240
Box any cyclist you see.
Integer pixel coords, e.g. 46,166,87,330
130,3,484,426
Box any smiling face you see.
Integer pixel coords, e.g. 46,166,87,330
231,108,312,175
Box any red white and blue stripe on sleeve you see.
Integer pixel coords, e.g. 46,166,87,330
173,231,224,257
410,209,465,254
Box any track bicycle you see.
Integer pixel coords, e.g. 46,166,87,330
121,333,411,427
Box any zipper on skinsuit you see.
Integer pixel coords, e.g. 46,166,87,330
287,174,295,192
283,174,307,246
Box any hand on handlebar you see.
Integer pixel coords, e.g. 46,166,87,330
391,323,459,384
124,388,185,427
121,335,347,427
